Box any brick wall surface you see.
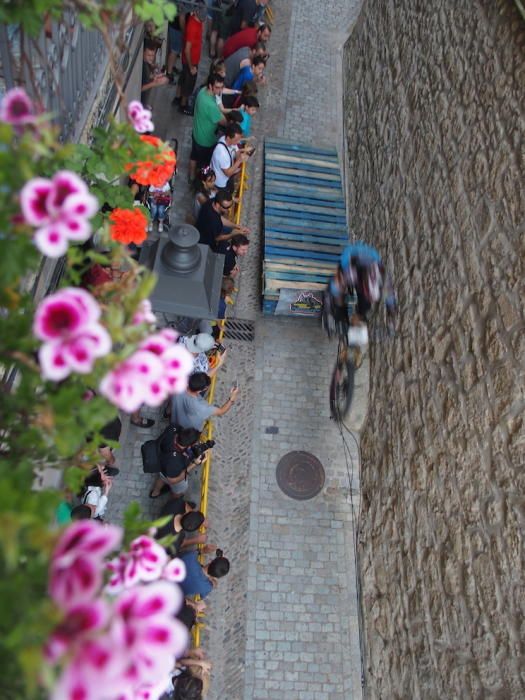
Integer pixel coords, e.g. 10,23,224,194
343,1,525,698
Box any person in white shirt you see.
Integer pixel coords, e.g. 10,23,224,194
210,123,248,190
81,481,111,519
148,180,171,233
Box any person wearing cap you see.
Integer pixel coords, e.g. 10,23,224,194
170,372,239,432
180,332,226,377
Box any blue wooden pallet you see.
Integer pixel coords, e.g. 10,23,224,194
263,138,349,315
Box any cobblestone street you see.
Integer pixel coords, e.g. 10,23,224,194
106,0,365,697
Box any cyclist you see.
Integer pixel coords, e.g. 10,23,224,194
324,241,397,339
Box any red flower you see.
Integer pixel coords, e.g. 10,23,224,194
125,135,176,187
109,208,148,245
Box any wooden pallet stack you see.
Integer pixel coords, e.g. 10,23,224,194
262,138,348,316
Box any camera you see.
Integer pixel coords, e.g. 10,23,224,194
187,439,216,460
215,342,226,354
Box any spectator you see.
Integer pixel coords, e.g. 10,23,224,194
230,0,269,34
155,500,207,555
208,59,241,114
78,472,112,520
231,78,258,109
179,332,217,373
195,189,249,253
189,73,227,182
70,505,93,521
147,178,171,232
223,45,251,88
218,276,235,319
141,40,169,108
231,54,265,91
148,426,207,498
166,1,193,81
179,2,207,115
210,122,248,190
192,165,217,221
179,548,230,599
170,372,239,432
209,0,236,59
238,95,259,135
223,233,249,276
222,24,271,59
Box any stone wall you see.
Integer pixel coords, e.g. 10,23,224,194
343,1,525,697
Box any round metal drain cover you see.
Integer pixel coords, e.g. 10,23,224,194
276,451,325,500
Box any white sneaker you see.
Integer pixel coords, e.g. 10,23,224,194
147,221,153,232
158,221,164,233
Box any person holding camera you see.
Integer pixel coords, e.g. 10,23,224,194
210,122,249,190
171,372,239,432
148,426,211,498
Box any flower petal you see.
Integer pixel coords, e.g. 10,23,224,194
20,178,53,226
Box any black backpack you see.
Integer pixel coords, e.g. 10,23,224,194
141,425,176,474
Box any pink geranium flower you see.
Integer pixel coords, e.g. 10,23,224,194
99,349,165,412
34,287,100,342
34,288,111,381
111,582,188,688
162,557,186,583
132,299,157,326
162,344,193,395
139,329,177,356
128,101,154,134
106,537,168,594
45,600,109,663
49,521,122,610
20,171,98,257
0,87,35,126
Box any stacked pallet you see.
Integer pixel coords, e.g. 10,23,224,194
262,138,348,315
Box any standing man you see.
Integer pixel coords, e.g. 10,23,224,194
230,0,269,35
189,73,228,182
141,40,169,108
210,122,248,190
179,2,207,114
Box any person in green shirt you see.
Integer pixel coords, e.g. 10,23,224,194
190,73,227,182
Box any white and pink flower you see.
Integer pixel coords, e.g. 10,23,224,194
49,520,122,610
20,171,98,257
111,582,187,688
45,600,110,663
128,101,154,134
132,299,157,326
162,557,186,583
106,538,186,594
34,288,111,381
0,87,35,126
100,332,192,412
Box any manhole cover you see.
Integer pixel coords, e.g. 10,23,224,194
276,451,325,500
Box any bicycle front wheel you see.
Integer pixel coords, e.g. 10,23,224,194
329,349,356,422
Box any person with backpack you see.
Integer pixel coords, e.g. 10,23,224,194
210,122,249,189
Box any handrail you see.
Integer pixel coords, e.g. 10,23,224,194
191,160,248,649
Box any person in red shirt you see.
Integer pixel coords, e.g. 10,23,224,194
222,24,271,59
179,3,207,114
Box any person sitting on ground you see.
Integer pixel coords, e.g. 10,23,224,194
222,23,271,59
195,189,249,253
223,233,249,276
149,426,209,498
170,372,239,432
192,166,217,221
178,1,207,115
179,332,224,375
141,40,169,108
229,0,269,35
189,73,228,182
179,548,230,599
148,178,171,233
210,122,248,190
231,54,265,92
238,95,259,136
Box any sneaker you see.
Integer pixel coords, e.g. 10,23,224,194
179,105,194,116
158,221,164,233
147,221,153,233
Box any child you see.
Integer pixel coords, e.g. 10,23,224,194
238,95,259,136
193,166,217,220
148,179,171,232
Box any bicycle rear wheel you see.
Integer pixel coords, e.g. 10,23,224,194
329,346,356,422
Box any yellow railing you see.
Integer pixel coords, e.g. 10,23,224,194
191,161,248,648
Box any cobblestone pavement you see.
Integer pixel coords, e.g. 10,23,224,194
106,0,366,697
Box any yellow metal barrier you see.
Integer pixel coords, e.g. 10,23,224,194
191,161,248,649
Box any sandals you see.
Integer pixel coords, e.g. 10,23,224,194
149,484,170,499
130,417,155,429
